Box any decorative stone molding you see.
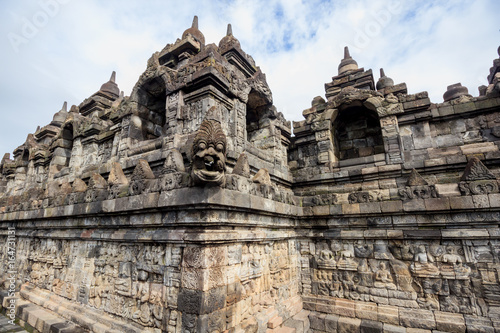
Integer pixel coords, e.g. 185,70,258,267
129,159,157,195
399,169,438,200
459,157,499,195
348,191,376,204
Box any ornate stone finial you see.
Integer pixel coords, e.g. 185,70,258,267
232,153,250,178
69,105,79,113
219,23,240,51
163,149,185,174
459,157,498,195
108,162,128,186
338,46,359,75
311,96,326,107
406,169,428,186
344,46,350,58
52,101,69,126
129,159,156,195
460,157,496,181
376,68,394,90
88,173,108,190
100,71,120,97
107,162,129,199
443,83,469,102
182,15,205,45
252,168,271,185
72,179,87,193
191,119,227,186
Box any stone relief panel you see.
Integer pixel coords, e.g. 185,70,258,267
300,238,499,317
0,237,189,331
0,237,301,333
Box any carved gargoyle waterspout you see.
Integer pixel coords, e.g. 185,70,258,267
191,118,227,186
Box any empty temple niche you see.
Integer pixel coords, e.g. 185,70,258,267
333,106,384,160
246,89,269,143
135,77,167,140
21,148,29,163
61,123,74,166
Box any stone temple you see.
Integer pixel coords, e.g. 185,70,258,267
1,16,500,333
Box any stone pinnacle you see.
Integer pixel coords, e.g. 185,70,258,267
192,15,198,29
344,46,351,59
227,23,233,36
338,46,358,74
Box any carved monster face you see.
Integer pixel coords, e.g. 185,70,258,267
192,119,227,185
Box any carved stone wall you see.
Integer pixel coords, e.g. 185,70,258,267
1,17,500,333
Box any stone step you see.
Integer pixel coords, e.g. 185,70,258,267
0,313,29,332
282,309,310,333
266,326,296,333
268,315,284,329
15,284,153,333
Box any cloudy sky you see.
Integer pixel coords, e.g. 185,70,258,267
0,0,498,157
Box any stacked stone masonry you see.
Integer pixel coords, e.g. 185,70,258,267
1,17,500,333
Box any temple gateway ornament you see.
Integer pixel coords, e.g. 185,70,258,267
191,118,227,186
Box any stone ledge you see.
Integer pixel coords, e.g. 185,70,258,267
0,292,86,333
18,284,154,333
0,187,302,222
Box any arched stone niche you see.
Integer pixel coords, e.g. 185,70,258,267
325,88,404,165
129,75,168,141
58,122,74,167
245,89,270,143
332,104,384,161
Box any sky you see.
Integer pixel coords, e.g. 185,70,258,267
0,0,499,157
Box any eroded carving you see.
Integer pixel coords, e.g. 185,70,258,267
191,118,227,186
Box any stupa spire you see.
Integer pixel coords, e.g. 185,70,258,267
338,46,358,74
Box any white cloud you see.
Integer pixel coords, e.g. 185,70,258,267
0,0,498,157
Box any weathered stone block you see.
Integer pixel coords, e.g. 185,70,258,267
380,200,403,213
424,197,450,211
460,142,497,155
472,194,490,208
355,302,378,321
382,323,405,333
437,105,454,117
449,196,475,209
338,316,361,333
399,309,435,330
464,315,494,333
177,288,203,314
361,319,383,333
334,299,356,318
309,312,326,331
342,203,360,214
434,311,465,333
359,202,381,214
402,199,425,212
325,314,340,332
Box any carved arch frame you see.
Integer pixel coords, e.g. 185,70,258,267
322,89,404,166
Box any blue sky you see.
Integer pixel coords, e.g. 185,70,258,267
0,0,499,157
